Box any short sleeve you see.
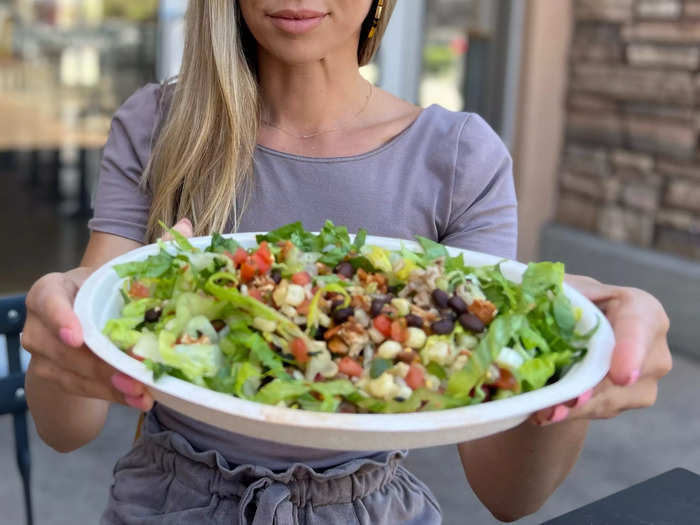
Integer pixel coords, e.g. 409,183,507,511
88,83,162,244
440,114,518,260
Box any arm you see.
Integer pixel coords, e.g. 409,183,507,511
24,233,143,452
458,419,589,522
441,114,593,520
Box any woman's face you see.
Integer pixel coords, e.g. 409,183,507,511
238,0,374,65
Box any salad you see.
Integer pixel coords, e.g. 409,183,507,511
104,221,596,414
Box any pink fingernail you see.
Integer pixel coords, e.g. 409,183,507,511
124,395,145,411
181,218,192,228
548,405,570,423
111,374,139,395
59,327,77,347
575,389,594,408
625,369,640,386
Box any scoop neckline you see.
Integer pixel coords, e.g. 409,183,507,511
255,104,436,163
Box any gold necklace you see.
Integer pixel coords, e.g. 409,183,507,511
261,83,374,139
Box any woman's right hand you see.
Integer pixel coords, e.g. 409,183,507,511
22,218,194,413
22,267,154,411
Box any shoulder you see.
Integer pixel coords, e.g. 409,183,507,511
105,83,172,171
420,105,509,164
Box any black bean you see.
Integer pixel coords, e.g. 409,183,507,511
447,295,467,314
388,285,402,296
431,289,449,309
331,297,345,309
440,309,458,321
332,307,354,324
405,314,424,328
314,326,327,341
334,261,354,278
459,313,485,333
270,268,282,284
431,318,455,335
370,298,388,317
144,307,162,323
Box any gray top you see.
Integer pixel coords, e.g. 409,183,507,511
88,83,517,470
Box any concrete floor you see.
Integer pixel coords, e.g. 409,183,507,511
2,166,700,524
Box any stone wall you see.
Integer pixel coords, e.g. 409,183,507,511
557,0,700,261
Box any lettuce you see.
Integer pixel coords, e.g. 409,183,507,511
156,331,224,384
519,351,574,391
103,317,142,350
114,250,174,279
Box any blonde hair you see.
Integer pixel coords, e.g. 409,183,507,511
143,0,396,241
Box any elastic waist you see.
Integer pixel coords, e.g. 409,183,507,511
139,411,406,510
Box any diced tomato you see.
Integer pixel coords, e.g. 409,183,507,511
291,271,312,286
248,288,263,302
390,318,408,343
338,357,363,378
232,247,248,266
493,368,518,391
255,241,273,265
372,314,392,338
405,365,425,390
240,259,257,282
252,252,271,274
129,281,150,298
290,338,309,364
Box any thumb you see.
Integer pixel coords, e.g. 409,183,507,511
606,299,650,386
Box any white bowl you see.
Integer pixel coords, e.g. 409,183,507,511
74,234,615,450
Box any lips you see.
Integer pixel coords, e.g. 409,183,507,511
267,9,328,35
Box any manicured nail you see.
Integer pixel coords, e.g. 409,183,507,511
124,395,146,411
548,405,570,424
111,374,141,396
625,369,640,386
575,389,594,408
59,327,78,347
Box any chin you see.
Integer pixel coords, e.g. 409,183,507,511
260,38,341,65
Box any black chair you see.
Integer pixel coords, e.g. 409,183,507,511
1,295,33,525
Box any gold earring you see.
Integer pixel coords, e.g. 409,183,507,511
367,0,384,39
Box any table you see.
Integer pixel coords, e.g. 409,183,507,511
543,468,700,525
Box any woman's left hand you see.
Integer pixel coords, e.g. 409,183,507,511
533,274,673,425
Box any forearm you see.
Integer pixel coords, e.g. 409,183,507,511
458,418,589,522
26,363,110,453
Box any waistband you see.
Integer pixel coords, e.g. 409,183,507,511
138,411,407,524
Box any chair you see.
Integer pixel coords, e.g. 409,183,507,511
0,295,33,525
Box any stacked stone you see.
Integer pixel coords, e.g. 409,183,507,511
558,0,700,260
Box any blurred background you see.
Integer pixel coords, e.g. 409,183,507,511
1,0,699,524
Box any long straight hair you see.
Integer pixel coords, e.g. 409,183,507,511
143,0,396,241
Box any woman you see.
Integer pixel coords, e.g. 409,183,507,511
22,1,672,523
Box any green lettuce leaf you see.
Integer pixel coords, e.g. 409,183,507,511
114,250,174,279
103,317,142,350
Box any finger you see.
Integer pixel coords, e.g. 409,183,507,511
23,318,113,380
567,378,658,421
532,387,596,426
161,218,194,241
606,303,651,386
111,373,147,398
31,356,124,404
124,393,154,412
26,273,84,347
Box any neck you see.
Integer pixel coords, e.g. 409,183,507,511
257,45,370,134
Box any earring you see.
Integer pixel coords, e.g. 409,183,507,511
367,0,385,39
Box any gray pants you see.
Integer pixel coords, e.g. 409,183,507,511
101,413,442,524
